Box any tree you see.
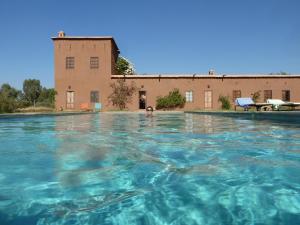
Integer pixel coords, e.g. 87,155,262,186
0,80,56,113
23,79,42,106
37,88,57,107
115,56,135,75
156,89,186,110
0,84,21,99
108,79,137,110
0,84,22,113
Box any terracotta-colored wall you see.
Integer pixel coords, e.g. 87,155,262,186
53,38,116,110
53,36,300,111
111,45,119,75
112,76,300,110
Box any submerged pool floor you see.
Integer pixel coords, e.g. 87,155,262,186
0,113,300,225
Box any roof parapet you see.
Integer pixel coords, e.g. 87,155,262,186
51,31,120,51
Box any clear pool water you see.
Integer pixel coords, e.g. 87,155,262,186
0,113,300,225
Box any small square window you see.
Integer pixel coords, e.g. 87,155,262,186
232,90,241,101
66,57,74,69
90,91,99,103
264,90,272,102
90,57,99,69
185,91,193,102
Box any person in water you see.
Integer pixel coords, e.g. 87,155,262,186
146,106,154,117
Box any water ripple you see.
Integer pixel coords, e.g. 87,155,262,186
0,113,300,224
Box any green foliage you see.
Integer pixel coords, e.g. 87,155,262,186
108,79,137,110
218,95,231,110
0,80,56,113
252,91,261,103
23,79,42,106
115,56,135,75
0,84,22,113
0,95,16,113
0,84,21,99
156,97,168,110
37,88,57,107
156,89,186,110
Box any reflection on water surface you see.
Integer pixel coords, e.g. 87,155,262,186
0,113,300,224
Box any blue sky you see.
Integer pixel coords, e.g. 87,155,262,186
0,0,299,88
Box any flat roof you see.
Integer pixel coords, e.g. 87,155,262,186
111,74,300,79
51,36,119,51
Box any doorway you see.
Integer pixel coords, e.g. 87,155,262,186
204,90,212,109
66,91,75,109
139,91,146,109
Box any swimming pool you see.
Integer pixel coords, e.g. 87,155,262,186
0,113,299,224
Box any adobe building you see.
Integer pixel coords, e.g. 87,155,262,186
52,31,300,111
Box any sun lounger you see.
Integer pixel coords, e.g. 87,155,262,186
267,99,300,110
289,102,300,109
266,99,285,110
235,98,255,111
235,98,272,111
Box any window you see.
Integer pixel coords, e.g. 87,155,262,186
232,90,241,101
66,57,74,69
264,90,272,102
90,91,99,103
282,90,290,101
185,91,193,102
90,57,99,69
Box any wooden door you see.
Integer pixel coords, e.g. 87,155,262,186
204,91,212,109
66,91,74,109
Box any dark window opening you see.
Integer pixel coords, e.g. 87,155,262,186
139,91,146,109
264,90,272,102
282,90,290,101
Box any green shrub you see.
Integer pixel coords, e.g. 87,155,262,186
218,95,231,110
156,97,168,109
156,89,186,110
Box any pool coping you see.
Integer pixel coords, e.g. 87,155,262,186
103,110,184,114
1,110,299,123
0,110,186,119
0,111,99,119
185,110,300,123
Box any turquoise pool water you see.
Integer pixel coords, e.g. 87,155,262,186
0,113,300,225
